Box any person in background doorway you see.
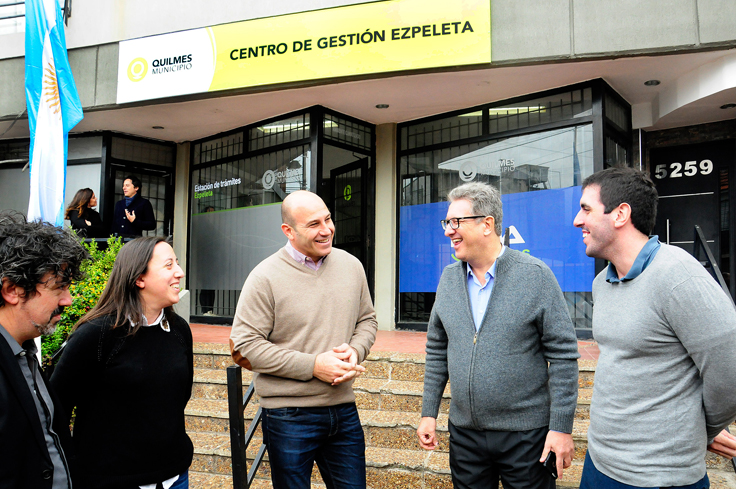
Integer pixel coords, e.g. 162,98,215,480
573,167,736,488
50,237,193,489
0,210,88,489
113,175,156,237
65,188,105,238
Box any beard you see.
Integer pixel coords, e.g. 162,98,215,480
33,306,65,336
33,320,57,336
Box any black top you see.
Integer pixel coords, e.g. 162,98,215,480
0,324,76,489
113,194,156,237
68,208,106,238
50,313,193,489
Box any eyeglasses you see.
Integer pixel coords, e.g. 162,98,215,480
440,216,486,230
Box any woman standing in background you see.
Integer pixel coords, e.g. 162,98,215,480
65,188,105,238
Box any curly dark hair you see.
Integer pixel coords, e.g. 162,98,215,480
0,210,88,306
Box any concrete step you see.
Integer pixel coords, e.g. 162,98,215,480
189,471,331,489
186,396,592,455
186,395,736,474
189,430,453,485
191,367,593,420
194,344,598,389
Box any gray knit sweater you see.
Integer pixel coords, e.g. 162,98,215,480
588,244,736,486
421,248,580,433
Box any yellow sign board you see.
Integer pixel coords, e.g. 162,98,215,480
117,0,491,103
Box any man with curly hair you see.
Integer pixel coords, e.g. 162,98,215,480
0,210,87,489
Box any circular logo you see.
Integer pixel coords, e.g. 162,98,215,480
344,184,352,201
262,170,276,190
459,161,477,182
127,58,148,82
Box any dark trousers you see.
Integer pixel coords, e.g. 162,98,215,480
449,422,555,489
579,452,709,489
261,402,366,489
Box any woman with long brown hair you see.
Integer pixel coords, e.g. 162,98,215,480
65,188,105,238
50,237,193,489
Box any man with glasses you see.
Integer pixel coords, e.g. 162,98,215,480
0,211,88,488
418,182,580,489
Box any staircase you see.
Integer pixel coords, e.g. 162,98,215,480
186,343,736,488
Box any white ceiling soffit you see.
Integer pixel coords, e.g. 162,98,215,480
1,48,735,143
636,51,736,129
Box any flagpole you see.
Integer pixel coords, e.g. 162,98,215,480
25,0,84,361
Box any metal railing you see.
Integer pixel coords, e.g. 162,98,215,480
692,225,736,472
226,366,266,489
692,225,731,300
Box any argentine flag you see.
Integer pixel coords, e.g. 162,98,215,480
25,0,83,226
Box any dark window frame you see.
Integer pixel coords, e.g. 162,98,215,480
395,79,632,331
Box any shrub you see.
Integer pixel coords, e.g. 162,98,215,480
42,236,123,367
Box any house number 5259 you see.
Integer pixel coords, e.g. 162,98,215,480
654,160,713,179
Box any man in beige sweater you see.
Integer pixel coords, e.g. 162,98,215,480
230,190,377,489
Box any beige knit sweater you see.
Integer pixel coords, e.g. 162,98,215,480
229,247,377,408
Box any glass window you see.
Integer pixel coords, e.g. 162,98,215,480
324,113,371,151
194,132,244,165
605,93,630,132
398,122,596,328
249,114,310,151
0,140,29,162
605,136,628,168
0,2,24,35
401,110,483,150
111,137,174,167
489,87,592,134
189,143,311,317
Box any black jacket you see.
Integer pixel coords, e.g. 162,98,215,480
0,334,74,489
112,194,156,237
68,208,105,238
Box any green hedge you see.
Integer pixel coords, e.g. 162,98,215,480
42,236,123,367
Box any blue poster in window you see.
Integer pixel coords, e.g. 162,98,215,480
399,186,594,293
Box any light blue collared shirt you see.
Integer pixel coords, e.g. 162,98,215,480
285,241,325,271
606,235,661,283
467,246,505,331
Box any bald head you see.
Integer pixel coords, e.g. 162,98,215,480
280,191,335,262
281,191,327,227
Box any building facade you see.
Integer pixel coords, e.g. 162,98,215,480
1,0,735,334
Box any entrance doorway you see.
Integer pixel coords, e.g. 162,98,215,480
650,140,735,297
331,158,368,265
187,107,375,322
320,139,374,292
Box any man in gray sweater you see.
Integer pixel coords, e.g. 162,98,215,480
418,182,580,488
573,167,736,488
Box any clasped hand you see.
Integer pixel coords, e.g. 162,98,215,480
313,343,365,385
708,429,736,458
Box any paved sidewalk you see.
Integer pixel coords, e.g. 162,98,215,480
191,323,599,359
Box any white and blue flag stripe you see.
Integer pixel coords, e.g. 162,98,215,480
25,0,83,225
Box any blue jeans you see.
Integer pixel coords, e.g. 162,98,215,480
169,470,188,489
261,403,366,489
580,452,709,489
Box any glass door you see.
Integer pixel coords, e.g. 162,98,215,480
331,158,368,268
